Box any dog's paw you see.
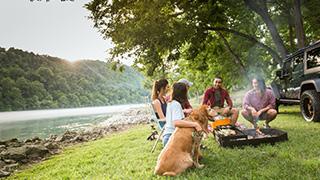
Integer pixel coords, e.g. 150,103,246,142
196,164,205,169
193,162,205,169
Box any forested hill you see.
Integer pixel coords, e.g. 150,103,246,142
0,47,148,111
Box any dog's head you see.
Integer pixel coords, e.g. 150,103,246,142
190,105,215,132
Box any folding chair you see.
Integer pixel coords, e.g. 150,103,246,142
150,103,165,131
148,103,166,152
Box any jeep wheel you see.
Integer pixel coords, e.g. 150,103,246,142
300,90,320,122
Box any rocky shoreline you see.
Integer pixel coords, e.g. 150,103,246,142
0,107,151,178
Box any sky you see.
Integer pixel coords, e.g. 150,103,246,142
0,0,133,65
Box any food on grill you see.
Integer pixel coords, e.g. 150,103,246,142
214,128,288,147
216,129,236,136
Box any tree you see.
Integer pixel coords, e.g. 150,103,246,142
245,0,288,59
86,0,319,91
293,0,306,48
37,66,54,87
0,47,147,111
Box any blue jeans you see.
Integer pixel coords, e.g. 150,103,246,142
162,133,172,147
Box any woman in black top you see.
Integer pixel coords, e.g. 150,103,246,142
151,79,169,129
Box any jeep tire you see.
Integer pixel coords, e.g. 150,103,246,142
300,90,320,122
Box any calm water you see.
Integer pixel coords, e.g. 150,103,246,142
0,114,113,141
0,104,145,141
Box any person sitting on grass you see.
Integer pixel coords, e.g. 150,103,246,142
162,82,202,147
241,77,277,130
151,79,169,129
202,76,239,125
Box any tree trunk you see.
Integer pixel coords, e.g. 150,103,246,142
293,0,306,48
245,0,288,59
286,5,295,51
289,20,295,50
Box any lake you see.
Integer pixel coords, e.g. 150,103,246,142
0,104,145,141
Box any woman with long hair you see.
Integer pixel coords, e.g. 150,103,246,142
162,82,202,146
152,79,169,129
242,77,277,131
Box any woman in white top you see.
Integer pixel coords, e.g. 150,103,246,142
162,82,202,146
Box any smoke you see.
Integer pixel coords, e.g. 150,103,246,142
231,69,268,109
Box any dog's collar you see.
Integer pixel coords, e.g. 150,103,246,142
192,131,204,139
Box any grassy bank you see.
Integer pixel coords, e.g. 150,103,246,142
8,106,320,179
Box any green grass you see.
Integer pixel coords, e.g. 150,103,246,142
8,106,320,179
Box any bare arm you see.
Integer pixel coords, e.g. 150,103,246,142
174,120,202,131
152,100,165,120
243,93,259,118
258,106,270,113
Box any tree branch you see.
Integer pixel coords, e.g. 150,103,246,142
206,26,282,65
216,31,249,81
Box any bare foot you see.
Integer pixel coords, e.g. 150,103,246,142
255,128,264,135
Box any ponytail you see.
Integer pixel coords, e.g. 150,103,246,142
152,80,159,101
151,79,169,101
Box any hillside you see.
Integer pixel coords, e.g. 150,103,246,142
0,47,148,111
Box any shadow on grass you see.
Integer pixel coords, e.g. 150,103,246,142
278,111,301,116
278,111,303,118
278,106,301,115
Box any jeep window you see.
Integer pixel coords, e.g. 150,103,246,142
292,54,304,71
306,47,320,69
283,61,292,77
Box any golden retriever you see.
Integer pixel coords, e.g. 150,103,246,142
154,105,214,176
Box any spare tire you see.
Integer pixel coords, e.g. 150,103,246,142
300,90,320,122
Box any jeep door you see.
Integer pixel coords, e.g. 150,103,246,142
284,53,304,99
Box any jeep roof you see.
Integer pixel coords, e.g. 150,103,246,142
282,40,320,63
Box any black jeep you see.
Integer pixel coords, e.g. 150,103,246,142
272,40,320,122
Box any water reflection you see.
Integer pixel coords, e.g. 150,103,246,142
0,114,112,141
